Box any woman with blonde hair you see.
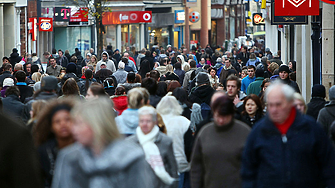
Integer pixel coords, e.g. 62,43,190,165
87,55,98,71
31,72,42,82
293,92,307,114
156,95,191,187
115,87,149,136
51,98,155,188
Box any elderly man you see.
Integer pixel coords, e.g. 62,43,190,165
123,52,137,73
241,81,335,188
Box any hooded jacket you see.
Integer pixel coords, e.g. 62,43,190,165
189,84,215,106
51,140,156,188
317,101,335,137
9,49,23,67
95,52,116,73
115,109,139,135
177,55,189,70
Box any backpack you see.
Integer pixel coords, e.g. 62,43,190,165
200,102,211,120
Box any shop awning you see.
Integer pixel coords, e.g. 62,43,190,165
253,31,266,36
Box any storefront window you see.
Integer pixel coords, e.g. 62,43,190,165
225,17,229,40
211,20,217,47
148,27,170,49
103,25,116,50
54,26,92,55
230,17,235,39
129,24,140,51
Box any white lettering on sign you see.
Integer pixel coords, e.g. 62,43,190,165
119,14,129,22
177,12,185,21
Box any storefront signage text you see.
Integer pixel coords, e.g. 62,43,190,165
175,10,185,24
102,11,152,25
70,8,89,22
39,17,53,32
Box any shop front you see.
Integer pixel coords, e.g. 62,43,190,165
102,11,152,53
146,12,174,50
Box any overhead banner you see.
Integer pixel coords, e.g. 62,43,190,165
274,0,319,16
54,7,71,22
70,7,89,22
102,11,152,25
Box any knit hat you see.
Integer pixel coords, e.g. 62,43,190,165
41,76,58,91
216,57,222,63
255,68,264,77
329,85,335,100
66,63,77,73
196,72,210,85
278,65,290,74
265,48,271,52
3,78,14,87
312,84,326,98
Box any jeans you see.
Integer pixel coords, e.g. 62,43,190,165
178,172,190,188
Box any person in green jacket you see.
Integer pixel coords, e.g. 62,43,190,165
247,68,264,95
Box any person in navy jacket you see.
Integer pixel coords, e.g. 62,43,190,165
241,81,335,188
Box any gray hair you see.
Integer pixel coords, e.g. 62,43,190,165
156,96,183,116
138,106,157,122
118,61,125,69
265,80,295,102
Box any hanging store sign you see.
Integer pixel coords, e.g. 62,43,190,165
271,0,308,25
54,7,71,22
253,13,265,25
175,10,185,24
39,18,53,32
274,0,319,16
102,11,152,25
189,11,200,23
28,18,37,41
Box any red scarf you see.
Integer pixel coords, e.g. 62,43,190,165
274,107,296,135
81,75,86,79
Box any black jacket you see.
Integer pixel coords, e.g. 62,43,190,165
17,84,34,103
306,97,328,120
189,84,215,106
2,95,29,123
38,139,58,188
240,113,264,128
279,77,300,93
0,113,43,187
9,52,22,67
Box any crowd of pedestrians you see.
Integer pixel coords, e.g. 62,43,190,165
1,44,335,188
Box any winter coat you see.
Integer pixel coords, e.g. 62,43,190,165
149,95,161,108
140,56,154,71
219,65,237,83
279,77,300,93
161,114,190,173
104,87,115,96
306,97,328,120
174,69,185,85
246,58,260,67
79,79,95,96
38,139,58,188
112,69,128,84
16,83,34,103
0,113,42,188
115,109,139,136
317,101,335,137
164,72,179,82
111,95,127,115
182,68,197,89
241,112,335,188
176,55,189,70
189,84,215,106
127,132,179,188
269,58,283,66
240,113,264,128
246,77,264,95
51,140,156,188
9,52,22,67
2,95,29,123
118,83,141,93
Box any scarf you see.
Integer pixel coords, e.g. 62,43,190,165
136,126,175,185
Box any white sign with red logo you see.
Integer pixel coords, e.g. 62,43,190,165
102,11,152,25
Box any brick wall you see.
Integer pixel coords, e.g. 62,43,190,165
28,0,37,18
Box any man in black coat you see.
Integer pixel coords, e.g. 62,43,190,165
306,84,328,120
189,72,215,106
0,110,43,187
237,46,249,66
278,65,300,93
9,48,22,67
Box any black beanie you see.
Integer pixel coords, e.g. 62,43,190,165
278,65,290,73
255,68,264,78
312,84,326,98
66,63,77,73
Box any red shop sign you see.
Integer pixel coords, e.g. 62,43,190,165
39,17,53,32
274,0,319,16
102,11,152,25
70,7,89,22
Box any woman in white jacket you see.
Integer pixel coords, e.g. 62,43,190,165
156,96,191,188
